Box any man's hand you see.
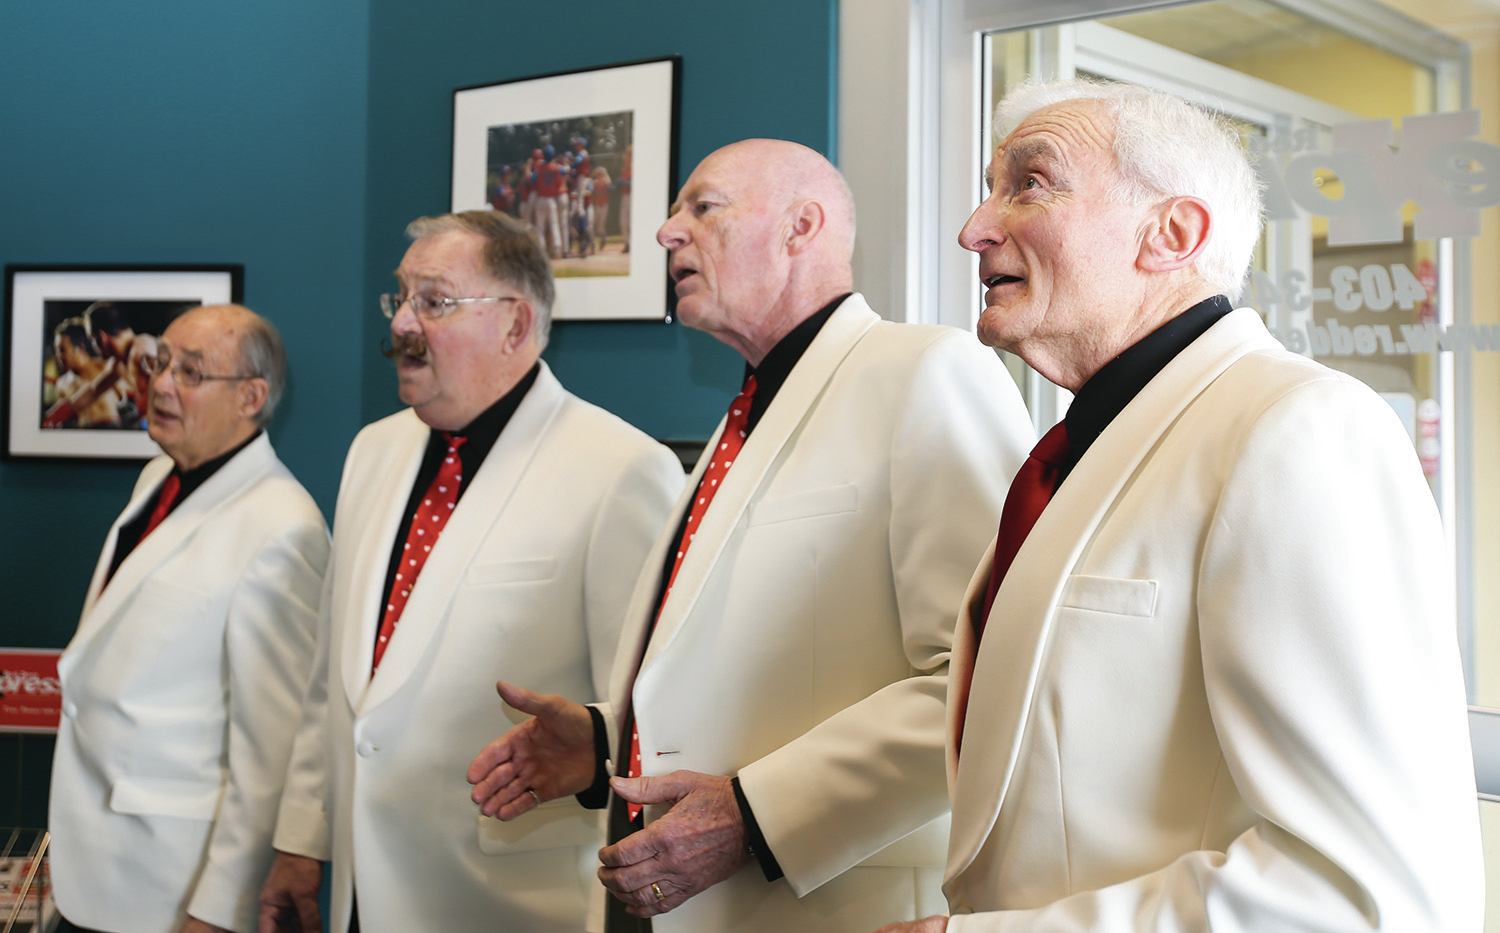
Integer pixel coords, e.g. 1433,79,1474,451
467,681,596,819
180,918,230,933
597,771,750,917
870,918,949,933
257,851,323,933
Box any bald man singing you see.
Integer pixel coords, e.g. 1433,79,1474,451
469,140,1034,932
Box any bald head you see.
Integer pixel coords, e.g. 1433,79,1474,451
709,139,856,263
189,304,288,426
658,138,857,363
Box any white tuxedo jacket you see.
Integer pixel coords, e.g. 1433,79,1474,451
599,295,1034,932
272,363,682,932
50,433,329,933
944,309,1483,931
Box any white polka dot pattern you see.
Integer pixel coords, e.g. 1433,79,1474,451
372,433,468,672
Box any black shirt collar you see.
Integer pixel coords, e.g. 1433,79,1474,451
743,292,851,433
173,429,262,501
1062,294,1232,476
431,361,540,463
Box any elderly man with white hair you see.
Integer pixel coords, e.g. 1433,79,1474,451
874,79,1483,932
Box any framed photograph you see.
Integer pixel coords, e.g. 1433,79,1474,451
4,264,243,461
451,57,680,321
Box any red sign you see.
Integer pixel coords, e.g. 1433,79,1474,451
0,649,62,733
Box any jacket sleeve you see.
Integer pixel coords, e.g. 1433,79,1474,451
737,332,1034,897
946,377,1482,932
270,548,339,862
186,501,331,931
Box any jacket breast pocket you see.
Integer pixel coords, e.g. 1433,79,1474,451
748,483,859,527
1058,574,1158,619
464,558,558,587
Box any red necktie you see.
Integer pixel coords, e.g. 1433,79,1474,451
101,473,182,592
140,473,182,540
954,422,1069,759
373,433,467,673
625,375,758,820
974,421,1070,638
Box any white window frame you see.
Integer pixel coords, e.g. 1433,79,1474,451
839,0,1485,755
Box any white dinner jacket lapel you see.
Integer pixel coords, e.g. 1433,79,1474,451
351,365,568,716
945,309,1280,882
633,296,878,676
336,411,427,709
69,434,278,660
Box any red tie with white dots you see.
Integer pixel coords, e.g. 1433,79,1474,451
373,433,468,673
624,375,758,821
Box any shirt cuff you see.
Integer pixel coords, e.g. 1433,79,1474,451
576,705,613,810
731,775,784,882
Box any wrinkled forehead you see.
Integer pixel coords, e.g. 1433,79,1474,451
990,100,1116,175
162,310,239,363
397,230,487,286
676,146,771,206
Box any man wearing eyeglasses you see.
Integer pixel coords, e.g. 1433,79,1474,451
259,210,682,933
50,304,330,933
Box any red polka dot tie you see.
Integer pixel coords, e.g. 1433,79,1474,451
372,433,467,673
625,375,758,820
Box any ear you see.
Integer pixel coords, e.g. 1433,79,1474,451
1137,196,1212,274
238,377,270,422
503,301,536,353
784,200,827,256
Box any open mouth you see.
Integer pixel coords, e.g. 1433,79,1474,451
672,266,699,285
983,274,1025,288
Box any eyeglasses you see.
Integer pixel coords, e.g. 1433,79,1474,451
145,345,257,389
379,293,522,321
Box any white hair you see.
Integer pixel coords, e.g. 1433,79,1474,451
996,78,1264,301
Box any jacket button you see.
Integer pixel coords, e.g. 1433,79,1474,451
356,741,376,758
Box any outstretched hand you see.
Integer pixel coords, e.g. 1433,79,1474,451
467,681,597,820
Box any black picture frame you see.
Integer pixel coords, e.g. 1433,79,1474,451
4,264,244,461
451,56,681,322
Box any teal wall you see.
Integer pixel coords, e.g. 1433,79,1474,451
360,0,838,432
0,0,370,829
0,0,837,835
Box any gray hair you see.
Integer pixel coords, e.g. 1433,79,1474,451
405,210,556,348
236,312,287,426
996,78,1263,301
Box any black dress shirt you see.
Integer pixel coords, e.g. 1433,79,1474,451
1058,295,1232,483
375,363,539,635
105,430,263,583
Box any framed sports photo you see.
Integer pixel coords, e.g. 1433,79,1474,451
4,264,243,461
451,56,680,321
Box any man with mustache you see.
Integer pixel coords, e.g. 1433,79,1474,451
468,139,1034,932
259,211,682,932
50,303,329,932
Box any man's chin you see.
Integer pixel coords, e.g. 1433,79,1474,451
975,306,1016,350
